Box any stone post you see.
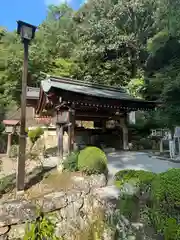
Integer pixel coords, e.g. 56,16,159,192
7,133,12,157
57,123,64,172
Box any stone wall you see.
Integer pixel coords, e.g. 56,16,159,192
0,174,120,240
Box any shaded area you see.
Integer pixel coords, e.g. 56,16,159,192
0,173,16,196
24,166,55,190
44,146,57,157
0,166,55,198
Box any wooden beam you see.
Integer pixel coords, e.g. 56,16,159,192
75,111,124,121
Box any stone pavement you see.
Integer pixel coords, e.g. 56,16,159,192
107,151,180,181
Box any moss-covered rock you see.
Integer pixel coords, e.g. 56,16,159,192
115,169,156,191
114,170,156,222
78,146,108,175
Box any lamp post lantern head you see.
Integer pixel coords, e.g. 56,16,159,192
17,21,37,42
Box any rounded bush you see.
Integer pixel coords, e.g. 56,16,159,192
150,168,180,239
77,146,108,175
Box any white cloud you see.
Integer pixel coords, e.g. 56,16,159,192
45,0,71,5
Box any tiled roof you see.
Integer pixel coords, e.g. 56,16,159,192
41,76,135,101
3,120,20,125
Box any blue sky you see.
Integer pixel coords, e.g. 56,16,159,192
0,0,83,31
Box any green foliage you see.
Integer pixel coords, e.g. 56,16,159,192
149,168,180,239
115,169,156,190
127,77,144,98
28,127,44,145
0,123,5,133
50,58,79,78
74,0,157,85
63,151,79,172
24,211,60,240
147,31,169,56
78,146,108,175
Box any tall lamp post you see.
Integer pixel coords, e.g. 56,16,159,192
16,21,37,193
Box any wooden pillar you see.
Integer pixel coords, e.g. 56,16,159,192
57,124,63,168
68,109,75,154
68,123,72,154
71,110,75,151
102,120,106,133
7,133,12,157
122,126,129,150
120,114,129,150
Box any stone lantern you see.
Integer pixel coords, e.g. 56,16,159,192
3,120,20,156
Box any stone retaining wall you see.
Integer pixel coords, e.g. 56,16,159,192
0,174,120,240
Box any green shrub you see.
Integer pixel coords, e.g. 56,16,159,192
9,144,19,158
28,127,44,145
150,168,180,239
63,151,79,172
115,169,156,190
78,146,108,175
24,211,61,240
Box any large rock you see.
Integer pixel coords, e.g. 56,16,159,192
41,191,67,212
0,200,37,227
89,174,107,188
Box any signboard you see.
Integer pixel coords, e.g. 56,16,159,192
129,111,136,124
151,129,162,137
151,129,169,138
106,120,116,129
57,111,69,124
175,127,180,137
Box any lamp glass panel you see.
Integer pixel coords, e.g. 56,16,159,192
5,126,13,133
21,25,33,40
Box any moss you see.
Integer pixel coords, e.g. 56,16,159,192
78,146,108,175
